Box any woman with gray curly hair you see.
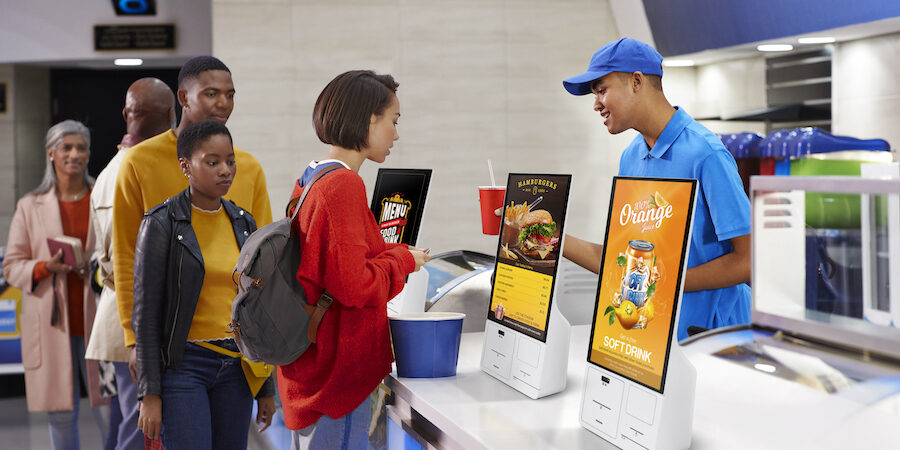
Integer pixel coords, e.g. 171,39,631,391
3,119,110,449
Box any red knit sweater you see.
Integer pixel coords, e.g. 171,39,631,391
278,168,415,429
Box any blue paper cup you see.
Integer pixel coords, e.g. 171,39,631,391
389,312,466,378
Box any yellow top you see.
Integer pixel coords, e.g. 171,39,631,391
112,130,273,347
183,204,273,396
187,206,238,342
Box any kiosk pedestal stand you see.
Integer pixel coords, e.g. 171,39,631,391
581,345,695,449
482,304,570,399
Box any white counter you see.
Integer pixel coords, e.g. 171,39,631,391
385,325,613,449
385,325,900,449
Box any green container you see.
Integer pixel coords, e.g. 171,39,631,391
790,152,892,229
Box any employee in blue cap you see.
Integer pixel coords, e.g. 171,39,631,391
561,38,751,341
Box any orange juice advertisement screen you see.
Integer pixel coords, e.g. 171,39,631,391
488,174,571,343
588,177,696,393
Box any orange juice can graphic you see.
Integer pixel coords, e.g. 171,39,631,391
620,239,654,308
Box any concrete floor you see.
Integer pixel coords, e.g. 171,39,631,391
0,394,291,450
0,396,104,449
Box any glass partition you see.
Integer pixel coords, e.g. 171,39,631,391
751,176,900,360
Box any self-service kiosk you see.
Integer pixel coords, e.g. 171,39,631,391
580,177,698,449
369,168,433,316
480,173,572,399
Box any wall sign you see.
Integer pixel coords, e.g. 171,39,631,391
94,24,176,51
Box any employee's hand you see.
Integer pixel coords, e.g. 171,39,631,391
45,249,74,274
409,248,431,272
256,396,276,432
138,394,162,440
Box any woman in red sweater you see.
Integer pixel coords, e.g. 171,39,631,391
279,70,430,449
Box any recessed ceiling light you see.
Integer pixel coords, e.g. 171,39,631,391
662,59,695,67
757,44,794,52
798,37,835,44
114,58,143,66
754,363,777,373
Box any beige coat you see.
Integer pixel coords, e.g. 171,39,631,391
2,189,105,412
85,149,130,362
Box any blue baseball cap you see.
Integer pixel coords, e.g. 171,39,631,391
563,38,664,96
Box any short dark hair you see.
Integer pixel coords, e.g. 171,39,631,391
178,56,231,89
313,70,398,151
177,120,233,159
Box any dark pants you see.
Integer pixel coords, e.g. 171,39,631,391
160,342,252,450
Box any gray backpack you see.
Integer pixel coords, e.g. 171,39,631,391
230,165,342,365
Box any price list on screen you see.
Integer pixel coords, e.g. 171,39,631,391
492,262,554,332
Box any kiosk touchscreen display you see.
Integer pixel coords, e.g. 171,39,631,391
587,177,696,393
488,174,572,343
370,168,433,246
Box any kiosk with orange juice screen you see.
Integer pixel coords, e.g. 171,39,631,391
581,177,697,449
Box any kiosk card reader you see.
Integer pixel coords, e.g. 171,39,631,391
581,177,698,449
481,173,572,399
369,168,433,315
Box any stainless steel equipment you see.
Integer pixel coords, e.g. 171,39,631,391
681,175,900,448
422,250,599,332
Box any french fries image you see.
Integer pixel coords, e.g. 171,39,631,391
500,243,518,260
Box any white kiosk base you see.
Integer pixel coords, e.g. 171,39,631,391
580,344,696,450
387,269,429,316
481,307,571,399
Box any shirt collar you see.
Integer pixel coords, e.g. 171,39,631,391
645,106,690,160
313,159,350,170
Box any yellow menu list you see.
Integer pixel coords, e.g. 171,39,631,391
491,262,553,331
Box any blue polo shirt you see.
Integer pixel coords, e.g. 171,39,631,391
618,107,751,341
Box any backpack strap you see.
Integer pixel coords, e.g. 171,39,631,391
300,291,335,344
285,164,344,219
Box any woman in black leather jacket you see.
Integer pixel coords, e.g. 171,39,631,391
131,120,275,449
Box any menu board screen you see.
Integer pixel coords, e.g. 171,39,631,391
370,169,433,246
588,177,696,393
488,174,572,343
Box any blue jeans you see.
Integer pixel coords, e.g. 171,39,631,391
160,341,252,450
291,392,373,450
48,336,111,450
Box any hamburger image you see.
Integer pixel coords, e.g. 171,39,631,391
517,209,558,260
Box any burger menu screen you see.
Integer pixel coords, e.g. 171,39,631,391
488,173,572,343
370,168,433,247
588,177,696,393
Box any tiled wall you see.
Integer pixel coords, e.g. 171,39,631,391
833,32,900,148
12,66,50,200
212,0,633,255
0,65,13,241
0,66,51,242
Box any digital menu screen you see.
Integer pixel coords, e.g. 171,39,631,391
370,169,433,247
488,174,572,342
587,177,696,393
